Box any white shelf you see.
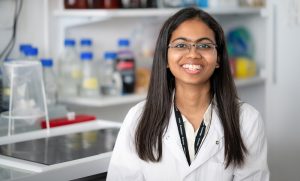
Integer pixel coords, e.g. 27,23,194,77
235,76,265,88
53,7,266,19
58,93,147,107
58,76,264,107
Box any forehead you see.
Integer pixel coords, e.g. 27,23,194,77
170,19,215,42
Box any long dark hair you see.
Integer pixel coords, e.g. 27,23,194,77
135,7,247,168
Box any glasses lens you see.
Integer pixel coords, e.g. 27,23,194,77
169,42,216,56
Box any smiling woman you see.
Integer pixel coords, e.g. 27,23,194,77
167,19,219,87
107,7,269,181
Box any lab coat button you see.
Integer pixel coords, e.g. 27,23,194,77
216,140,219,145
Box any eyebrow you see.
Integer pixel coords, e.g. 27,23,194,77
171,37,215,44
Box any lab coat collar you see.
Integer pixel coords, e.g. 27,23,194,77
163,99,225,178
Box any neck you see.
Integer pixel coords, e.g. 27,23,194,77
175,83,211,130
175,83,211,108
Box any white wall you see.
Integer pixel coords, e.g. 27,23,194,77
0,0,47,60
266,0,300,180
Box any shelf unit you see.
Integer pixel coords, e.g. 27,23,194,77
58,76,265,107
49,3,269,119
53,7,267,18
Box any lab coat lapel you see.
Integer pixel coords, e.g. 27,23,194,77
163,107,190,170
186,108,225,176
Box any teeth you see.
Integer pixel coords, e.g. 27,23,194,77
182,64,201,71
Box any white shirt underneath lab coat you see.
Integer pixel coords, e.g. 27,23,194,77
107,101,269,181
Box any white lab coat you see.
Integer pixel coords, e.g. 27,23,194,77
107,101,269,181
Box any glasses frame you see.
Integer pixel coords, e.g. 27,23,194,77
168,41,218,56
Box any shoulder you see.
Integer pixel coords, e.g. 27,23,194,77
121,100,146,132
239,102,260,122
239,102,265,140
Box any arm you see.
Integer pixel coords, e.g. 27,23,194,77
233,105,270,181
106,103,145,181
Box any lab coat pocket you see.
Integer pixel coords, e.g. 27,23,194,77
207,162,234,181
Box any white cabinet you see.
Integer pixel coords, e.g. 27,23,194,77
47,1,270,121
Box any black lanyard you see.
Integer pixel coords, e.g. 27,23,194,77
174,103,206,165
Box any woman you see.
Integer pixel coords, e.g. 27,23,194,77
107,7,269,181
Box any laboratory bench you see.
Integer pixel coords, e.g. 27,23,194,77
0,119,121,181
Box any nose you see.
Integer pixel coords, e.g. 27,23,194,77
186,44,202,58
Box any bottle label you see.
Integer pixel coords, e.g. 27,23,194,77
71,69,82,79
3,88,10,96
82,78,99,89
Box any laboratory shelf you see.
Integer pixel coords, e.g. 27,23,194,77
58,93,147,107
58,76,265,107
53,7,266,19
234,76,265,88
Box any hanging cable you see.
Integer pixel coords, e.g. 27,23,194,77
0,0,23,62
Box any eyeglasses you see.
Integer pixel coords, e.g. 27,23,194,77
168,42,217,56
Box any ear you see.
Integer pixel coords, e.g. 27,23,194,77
215,58,220,68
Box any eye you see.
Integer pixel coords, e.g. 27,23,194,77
196,43,213,49
174,43,188,49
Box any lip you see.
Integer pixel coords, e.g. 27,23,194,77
181,63,203,74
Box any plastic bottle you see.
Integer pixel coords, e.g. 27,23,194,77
116,39,136,94
101,52,119,95
41,58,58,105
58,39,81,96
79,52,100,97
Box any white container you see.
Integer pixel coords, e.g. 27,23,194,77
0,60,50,136
58,39,81,96
79,52,100,97
41,58,58,105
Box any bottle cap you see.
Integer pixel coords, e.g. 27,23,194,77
25,47,38,56
40,58,53,67
104,51,117,61
80,52,93,61
118,39,130,46
80,38,92,46
64,39,76,47
19,44,32,53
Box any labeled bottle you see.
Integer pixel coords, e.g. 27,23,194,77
58,39,81,96
79,52,100,97
41,58,58,105
101,52,120,95
116,39,136,94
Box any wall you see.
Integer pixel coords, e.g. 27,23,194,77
0,0,47,60
266,0,300,180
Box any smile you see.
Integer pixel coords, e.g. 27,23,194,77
182,64,202,71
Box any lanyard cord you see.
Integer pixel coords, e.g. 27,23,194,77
174,103,206,165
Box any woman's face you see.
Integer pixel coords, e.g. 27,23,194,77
167,19,219,87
